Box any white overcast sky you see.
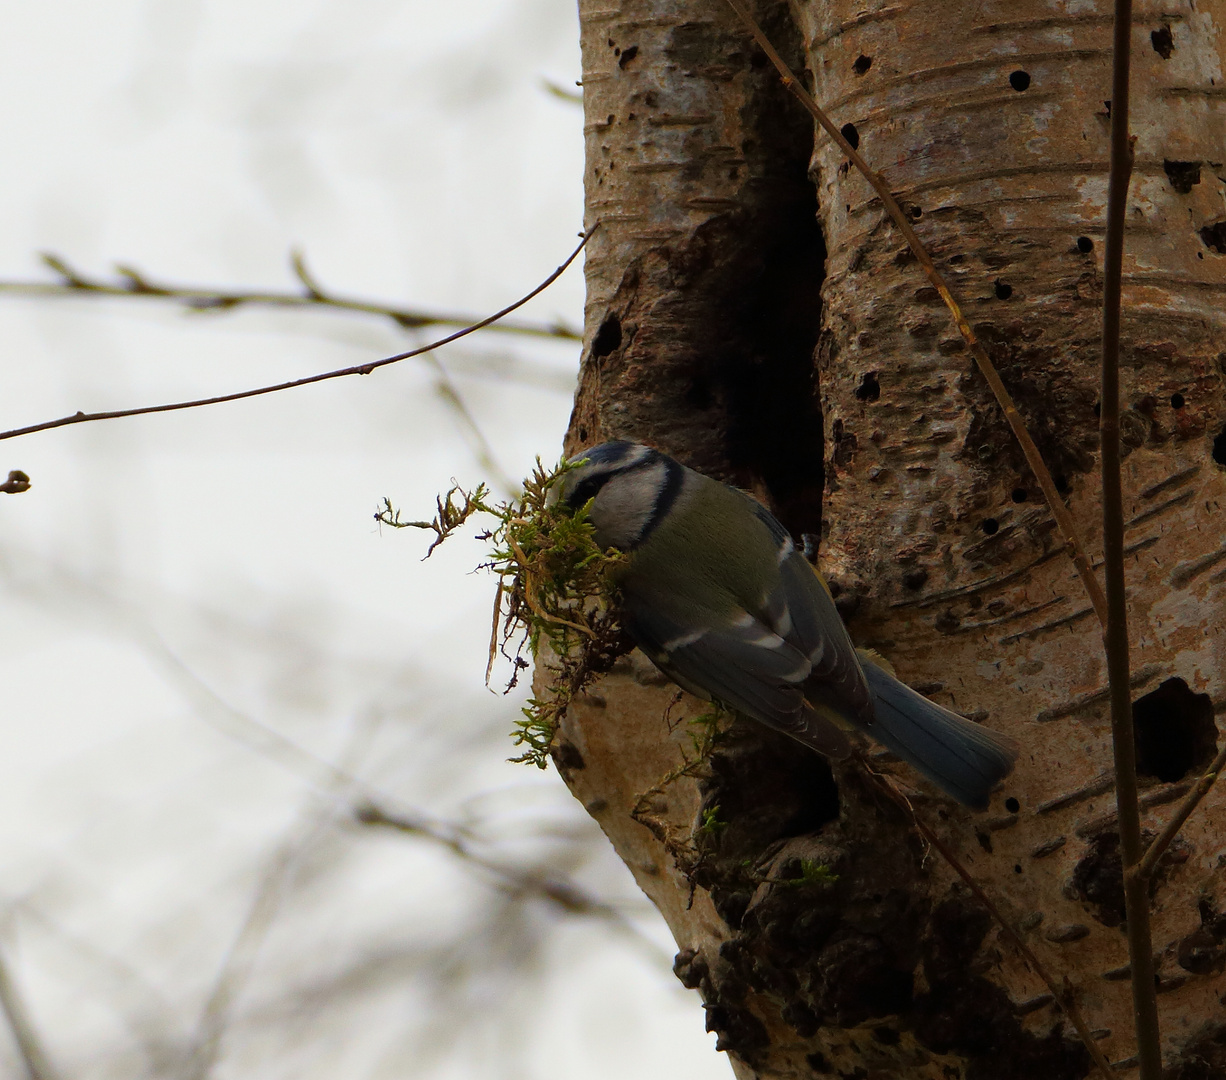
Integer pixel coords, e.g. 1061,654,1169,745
0,2,730,1078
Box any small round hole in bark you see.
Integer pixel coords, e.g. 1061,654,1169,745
1009,70,1031,91
1077,236,1094,253
854,371,880,402
1013,864,1023,874
1151,25,1174,59
994,280,1013,300
1200,221,1226,254
1133,677,1217,783
853,54,872,75
1005,796,1020,813
981,518,1000,535
1163,159,1202,193
1093,400,1102,418
1214,424,1226,466
1171,392,1186,409
1011,487,1028,503
909,204,922,219
840,122,860,150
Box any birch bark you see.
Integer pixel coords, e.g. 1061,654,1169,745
558,2,1226,1076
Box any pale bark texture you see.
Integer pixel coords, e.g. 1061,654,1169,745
557,2,1226,1077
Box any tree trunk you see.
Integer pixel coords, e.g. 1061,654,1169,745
557,1,1226,1077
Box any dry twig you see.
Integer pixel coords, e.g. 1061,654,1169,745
0,251,579,341
0,946,60,1080
864,765,1119,1080
1098,7,1161,1074
0,230,594,444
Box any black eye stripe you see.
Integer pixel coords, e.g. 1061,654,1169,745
638,458,683,544
565,450,661,509
568,475,607,507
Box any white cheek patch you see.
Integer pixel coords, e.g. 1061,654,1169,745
590,461,671,549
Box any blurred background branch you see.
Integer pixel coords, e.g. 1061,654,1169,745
0,251,579,342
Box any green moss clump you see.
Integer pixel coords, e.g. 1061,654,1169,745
379,457,627,768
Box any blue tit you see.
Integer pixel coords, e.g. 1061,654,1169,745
559,440,1018,809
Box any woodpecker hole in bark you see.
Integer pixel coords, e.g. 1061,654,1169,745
1133,677,1217,783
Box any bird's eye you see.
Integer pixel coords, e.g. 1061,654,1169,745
567,476,604,508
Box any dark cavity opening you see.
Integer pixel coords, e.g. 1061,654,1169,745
591,312,622,357
1171,392,1186,409
994,280,1013,300
1076,236,1094,253
841,122,860,150
981,518,1000,535
1005,796,1020,813
1151,25,1174,59
1009,70,1031,91
1133,677,1217,783
1214,424,1226,466
1200,221,1226,254
617,44,638,68
855,371,881,402
1163,160,1202,194
1010,487,1028,503
680,11,828,542
853,54,872,75
1054,473,1070,494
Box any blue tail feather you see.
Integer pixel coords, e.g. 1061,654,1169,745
858,657,1018,810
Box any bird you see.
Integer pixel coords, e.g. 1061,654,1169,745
558,440,1018,809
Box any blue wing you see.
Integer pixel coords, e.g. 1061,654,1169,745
746,502,873,724
623,589,853,760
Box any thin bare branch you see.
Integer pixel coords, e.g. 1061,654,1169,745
1131,742,1226,883
864,765,1119,1080
540,77,583,104
0,946,60,1080
0,250,579,341
1097,2,1161,1076
181,714,383,1080
421,352,519,496
0,228,593,444
721,0,1108,628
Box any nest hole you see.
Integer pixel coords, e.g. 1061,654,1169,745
1151,25,1174,59
1200,221,1226,255
1009,70,1031,91
1134,677,1217,783
591,311,622,357
994,280,1013,300
854,371,881,402
852,54,872,75
1076,236,1094,254
1214,424,1226,466
840,122,860,150
1163,160,1202,194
